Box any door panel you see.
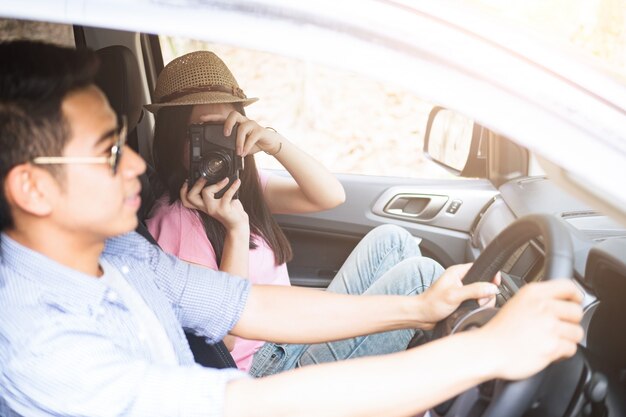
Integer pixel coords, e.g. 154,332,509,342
273,171,498,288
282,228,362,288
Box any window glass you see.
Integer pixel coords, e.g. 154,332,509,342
160,36,458,180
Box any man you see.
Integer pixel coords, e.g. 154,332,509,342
0,40,583,417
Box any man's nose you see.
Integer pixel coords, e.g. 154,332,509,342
120,145,146,178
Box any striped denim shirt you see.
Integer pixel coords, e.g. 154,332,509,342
0,231,251,417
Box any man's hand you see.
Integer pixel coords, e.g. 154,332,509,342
417,263,500,329
479,280,584,381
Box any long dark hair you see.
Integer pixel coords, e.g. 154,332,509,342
151,105,292,266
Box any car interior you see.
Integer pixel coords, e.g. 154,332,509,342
88,28,626,416
92,43,237,369
2,18,625,417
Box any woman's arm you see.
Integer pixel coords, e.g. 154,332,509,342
263,138,346,214
180,177,250,278
223,111,346,214
179,178,252,352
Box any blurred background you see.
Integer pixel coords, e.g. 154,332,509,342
159,0,626,178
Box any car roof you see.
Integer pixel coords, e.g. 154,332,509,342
2,0,626,225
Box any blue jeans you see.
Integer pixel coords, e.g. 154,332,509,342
249,224,444,377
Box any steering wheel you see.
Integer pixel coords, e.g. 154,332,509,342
430,214,574,417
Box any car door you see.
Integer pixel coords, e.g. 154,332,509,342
276,174,498,288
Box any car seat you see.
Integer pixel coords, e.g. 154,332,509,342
94,45,237,369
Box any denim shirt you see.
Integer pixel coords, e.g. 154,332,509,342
0,232,251,417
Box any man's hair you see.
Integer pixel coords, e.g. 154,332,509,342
0,40,99,231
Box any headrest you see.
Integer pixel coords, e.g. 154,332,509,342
94,45,143,131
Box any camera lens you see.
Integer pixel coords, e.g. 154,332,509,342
200,150,231,181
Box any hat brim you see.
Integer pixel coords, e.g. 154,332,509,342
144,91,259,113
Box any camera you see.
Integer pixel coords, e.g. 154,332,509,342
188,122,244,199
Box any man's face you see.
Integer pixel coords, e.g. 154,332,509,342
51,85,145,240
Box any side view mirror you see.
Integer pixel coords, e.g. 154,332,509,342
423,106,487,177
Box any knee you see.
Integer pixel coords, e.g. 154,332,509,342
365,224,412,247
396,256,445,292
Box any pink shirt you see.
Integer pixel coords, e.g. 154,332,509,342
146,171,290,371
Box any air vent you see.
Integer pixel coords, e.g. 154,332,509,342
561,210,601,219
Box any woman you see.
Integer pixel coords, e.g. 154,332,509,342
145,51,444,376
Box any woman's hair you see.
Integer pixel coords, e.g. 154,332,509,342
151,104,292,265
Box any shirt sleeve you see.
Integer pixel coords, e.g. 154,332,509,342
150,245,251,342
2,317,248,417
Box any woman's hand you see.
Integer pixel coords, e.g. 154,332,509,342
180,177,250,233
182,177,250,277
197,110,282,157
196,108,345,214
416,263,501,329
227,110,282,157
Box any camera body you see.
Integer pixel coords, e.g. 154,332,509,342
188,122,244,199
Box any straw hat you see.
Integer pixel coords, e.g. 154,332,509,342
144,51,258,113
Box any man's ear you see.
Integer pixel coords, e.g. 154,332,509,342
4,164,59,217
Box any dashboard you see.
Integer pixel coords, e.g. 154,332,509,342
472,176,626,295
469,176,626,416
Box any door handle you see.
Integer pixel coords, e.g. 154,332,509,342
383,194,448,220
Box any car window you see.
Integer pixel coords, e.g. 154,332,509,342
159,36,462,180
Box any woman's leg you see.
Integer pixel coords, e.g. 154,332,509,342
326,224,423,296
297,255,444,366
250,225,442,377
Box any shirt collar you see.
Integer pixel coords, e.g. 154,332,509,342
0,233,109,310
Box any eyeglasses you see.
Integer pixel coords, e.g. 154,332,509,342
32,116,127,176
